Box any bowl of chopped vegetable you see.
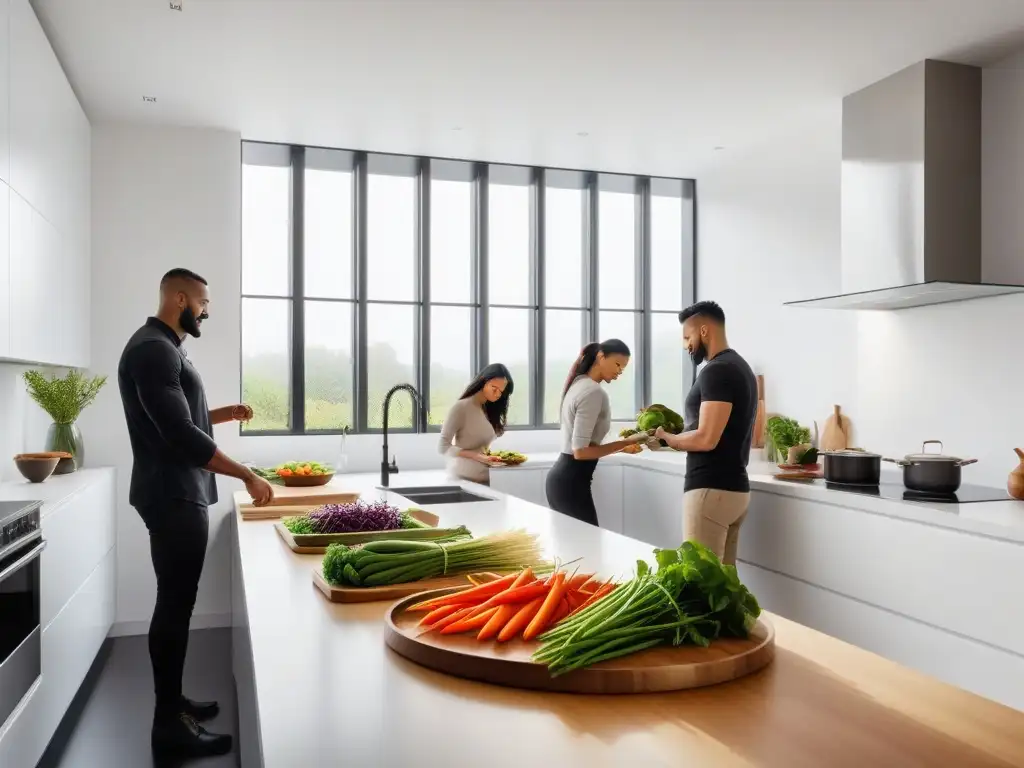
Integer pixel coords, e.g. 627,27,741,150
272,461,334,486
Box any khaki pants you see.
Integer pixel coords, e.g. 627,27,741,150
683,488,751,566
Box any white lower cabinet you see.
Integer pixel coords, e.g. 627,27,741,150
0,470,116,768
621,466,685,549
592,464,623,533
489,467,549,508
738,561,1024,712
491,463,626,535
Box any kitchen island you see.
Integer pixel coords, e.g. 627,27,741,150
230,471,1024,768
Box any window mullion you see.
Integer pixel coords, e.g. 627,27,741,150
290,145,306,434
472,163,489,372
637,176,651,410
584,171,599,343
683,179,697,387
415,157,430,432
529,167,544,427
353,151,369,433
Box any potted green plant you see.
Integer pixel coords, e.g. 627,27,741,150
765,415,811,464
23,369,107,474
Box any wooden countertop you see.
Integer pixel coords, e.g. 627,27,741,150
232,471,1024,768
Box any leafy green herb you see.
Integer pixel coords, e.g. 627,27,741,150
534,540,761,676
23,370,106,424
766,416,811,459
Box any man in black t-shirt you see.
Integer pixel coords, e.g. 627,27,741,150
654,301,757,565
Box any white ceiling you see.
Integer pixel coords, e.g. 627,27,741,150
31,0,1024,178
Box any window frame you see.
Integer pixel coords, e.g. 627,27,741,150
240,141,696,436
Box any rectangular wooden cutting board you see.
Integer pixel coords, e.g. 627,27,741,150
312,568,480,604
236,484,361,508
274,509,444,554
234,488,361,520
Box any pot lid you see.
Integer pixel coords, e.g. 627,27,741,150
824,449,882,458
904,441,962,463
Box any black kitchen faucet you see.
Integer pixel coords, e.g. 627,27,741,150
380,383,426,488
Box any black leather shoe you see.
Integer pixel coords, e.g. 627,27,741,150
152,713,232,758
180,695,220,722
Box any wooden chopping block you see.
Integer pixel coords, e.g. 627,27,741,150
753,374,766,448
820,405,850,452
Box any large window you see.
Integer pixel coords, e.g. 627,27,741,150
241,142,695,434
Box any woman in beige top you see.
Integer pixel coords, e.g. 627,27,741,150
438,364,514,485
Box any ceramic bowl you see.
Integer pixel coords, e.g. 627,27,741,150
13,452,69,483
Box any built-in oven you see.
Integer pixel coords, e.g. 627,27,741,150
0,501,44,730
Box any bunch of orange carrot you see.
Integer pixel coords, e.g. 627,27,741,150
408,567,617,643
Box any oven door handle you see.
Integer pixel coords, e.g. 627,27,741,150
0,539,46,584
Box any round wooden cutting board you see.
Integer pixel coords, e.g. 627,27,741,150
384,588,775,694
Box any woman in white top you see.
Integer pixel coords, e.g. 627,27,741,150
437,364,513,485
545,340,647,526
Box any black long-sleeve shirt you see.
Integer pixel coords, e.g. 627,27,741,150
118,317,218,508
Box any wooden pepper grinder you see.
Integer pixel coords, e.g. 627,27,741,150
1009,449,1024,501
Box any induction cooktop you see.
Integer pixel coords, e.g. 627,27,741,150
823,481,1010,505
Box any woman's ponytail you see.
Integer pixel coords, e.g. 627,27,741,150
561,343,600,399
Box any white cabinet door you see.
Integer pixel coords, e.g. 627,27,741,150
0,182,8,358
9,0,85,239
592,463,623,533
621,466,685,549
490,467,549,508
0,0,10,185
10,0,57,224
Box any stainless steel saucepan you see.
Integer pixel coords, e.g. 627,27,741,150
884,441,977,494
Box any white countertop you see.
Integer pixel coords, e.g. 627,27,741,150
231,470,1024,768
0,467,116,520
493,450,1024,543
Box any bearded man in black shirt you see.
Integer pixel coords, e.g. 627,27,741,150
118,268,274,758
655,301,757,566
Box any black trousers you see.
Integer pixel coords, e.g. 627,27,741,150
545,453,600,526
135,500,209,720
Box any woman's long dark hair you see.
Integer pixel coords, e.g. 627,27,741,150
561,339,631,399
459,363,514,436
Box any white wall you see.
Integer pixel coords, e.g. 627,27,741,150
0,362,56,480
696,104,857,443
698,61,1024,490
85,123,244,632
85,123,566,630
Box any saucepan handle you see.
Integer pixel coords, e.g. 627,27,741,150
957,458,978,467
922,440,943,455
882,457,906,467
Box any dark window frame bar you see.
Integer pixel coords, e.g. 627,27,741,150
240,142,696,436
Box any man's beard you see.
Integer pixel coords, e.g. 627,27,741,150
180,306,208,338
689,342,708,366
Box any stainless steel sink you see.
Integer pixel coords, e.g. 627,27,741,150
385,485,494,504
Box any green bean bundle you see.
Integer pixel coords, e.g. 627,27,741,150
321,529,547,588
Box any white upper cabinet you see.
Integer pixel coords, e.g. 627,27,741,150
0,0,10,185
3,0,91,368
0,182,8,358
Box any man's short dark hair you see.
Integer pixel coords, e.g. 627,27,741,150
679,300,725,326
160,268,207,287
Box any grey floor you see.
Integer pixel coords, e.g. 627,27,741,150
42,629,238,768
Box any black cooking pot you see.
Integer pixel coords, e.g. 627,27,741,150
883,441,978,494
822,450,882,485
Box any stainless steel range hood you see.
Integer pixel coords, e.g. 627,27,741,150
787,59,1024,311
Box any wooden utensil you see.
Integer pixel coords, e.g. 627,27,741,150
753,375,766,449
820,405,850,452
1008,449,1024,501
383,588,775,694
